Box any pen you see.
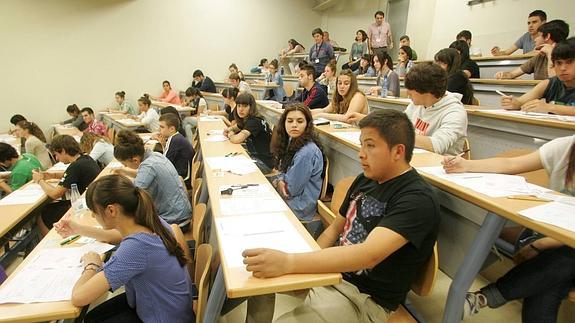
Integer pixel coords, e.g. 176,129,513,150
231,184,259,189
60,234,80,246
496,90,509,97
225,152,240,157
447,149,471,163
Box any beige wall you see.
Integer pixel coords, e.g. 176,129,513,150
406,0,575,60
0,0,321,132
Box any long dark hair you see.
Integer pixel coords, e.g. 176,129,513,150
86,174,187,266
271,104,323,172
434,48,462,78
17,120,47,143
288,39,304,50
234,92,259,128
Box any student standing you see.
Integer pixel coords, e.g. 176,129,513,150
342,30,368,71
367,10,393,57
294,65,329,109
157,113,194,187
223,93,274,171
151,80,181,105
450,40,481,78
270,104,323,221
14,120,52,170
61,104,87,131
369,51,400,97
82,107,108,137
312,69,368,122
0,143,42,193
434,48,475,105
501,38,575,116
112,130,192,226
133,95,160,133
309,28,335,79
240,109,439,323
492,10,547,56
79,132,114,167
495,20,569,80
70,174,194,323
192,69,217,93
32,135,101,236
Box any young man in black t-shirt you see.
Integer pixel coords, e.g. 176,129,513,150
241,109,440,322
32,135,100,236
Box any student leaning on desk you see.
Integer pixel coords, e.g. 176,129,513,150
234,109,439,323
501,37,575,116
0,142,42,194
68,174,194,323
442,134,575,322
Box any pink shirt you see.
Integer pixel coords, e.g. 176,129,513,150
86,120,108,136
159,89,181,104
367,21,391,48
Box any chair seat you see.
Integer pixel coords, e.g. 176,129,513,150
388,304,416,323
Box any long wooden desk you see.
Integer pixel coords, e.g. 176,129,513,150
150,100,195,115
472,53,535,79
469,78,540,107
99,112,143,131
197,119,341,323
364,96,574,159
0,164,115,322
255,102,574,323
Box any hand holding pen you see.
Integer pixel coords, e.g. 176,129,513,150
441,149,470,173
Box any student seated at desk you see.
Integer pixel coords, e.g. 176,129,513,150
295,64,329,109
61,104,87,131
33,135,101,236
270,104,323,221
14,120,52,170
495,20,569,80
230,72,252,95
502,38,575,115
112,130,192,227
399,35,418,60
80,132,114,167
82,107,108,137
457,30,482,57
492,10,547,56
229,63,245,81
208,87,239,126
150,80,181,105
395,46,414,77
312,69,368,122
191,69,217,93
369,51,400,97
70,174,194,323
449,40,480,79
435,48,475,105
109,91,138,115
0,142,42,193
442,134,575,322
238,109,439,323
342,29,368,72
355,53,376,77
223,93,274,172
133,95,160,133
263,59,287,101
156,113,194,188
250,58,269,74
159,106,186,138
317,59,337,94
182,87,208,138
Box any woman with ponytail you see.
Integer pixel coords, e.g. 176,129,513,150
14,120,52,169
71,174,193,323
443,136,575,321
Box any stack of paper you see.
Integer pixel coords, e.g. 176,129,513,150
417,167,550,198
332,131,361,145
519,201,575,232
216,213,312,268
0,184,45,206
205,156,258,175
205,135,228,142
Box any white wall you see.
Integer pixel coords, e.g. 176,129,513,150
0,0,322,132
406,0,575,60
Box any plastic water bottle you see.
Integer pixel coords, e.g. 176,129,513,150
381,75,388,98
70,183,82,216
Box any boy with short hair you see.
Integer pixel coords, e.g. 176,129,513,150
229,72,252,95
81,107,107,136
399,35,418,60
404,63,468,155
457,30,482,57
495,20,569,80
0,142,42,193
192,69,217,93
492,10,547,56
294,64,329,109
157,113,194,187
502,37,575,115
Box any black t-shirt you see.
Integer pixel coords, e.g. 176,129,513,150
338,170,440,311
543,76,575,107
461,59,480,78
58,155,101,194
239,116,273,167
298,82,329,109
225,104,238,122
447,71,473,105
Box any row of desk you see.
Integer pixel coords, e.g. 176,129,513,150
255,101,575,323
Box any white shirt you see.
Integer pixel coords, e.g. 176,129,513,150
139,108,160,133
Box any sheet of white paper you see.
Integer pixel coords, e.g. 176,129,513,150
219,196,287,216
413,148,429,154
481,109,575,122
199,116,221,122
0,184,45,206
332,131,360,145
107,161,124,169
208,129,224,135
205,135,229,142
117,118,140,125
216,213,312,268
313,117,330,125
48,162,69,172
519,201,575,232
205,156,258,175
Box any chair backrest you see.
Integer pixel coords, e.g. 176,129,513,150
192,161,202,183
170,224,193,278
462,138,471,160
195,243,213,323
283,83,295,98
330,176,356,216
495,149,549,188
192,178,203,207
192,203,207,245
411,242,438,296
107,127,116,145
320,155,330,200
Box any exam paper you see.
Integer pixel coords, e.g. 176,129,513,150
219,196,288,216
205,135,229,142
117,118,140,125
48,162,69,172
205,156,258,175
0,184,45,206
332,131,360,145
481,109,575,122
519,201,575,232
199,116,221,122
216,213,312,268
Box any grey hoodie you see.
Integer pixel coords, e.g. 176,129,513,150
404,91,468,155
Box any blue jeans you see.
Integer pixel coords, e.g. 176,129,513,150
481,246,575,323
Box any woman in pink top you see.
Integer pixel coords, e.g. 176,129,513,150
151,80,181,104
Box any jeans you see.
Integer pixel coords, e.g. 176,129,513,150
84,293,142,323
183,116,198,139
481,246,575,323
